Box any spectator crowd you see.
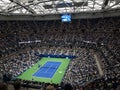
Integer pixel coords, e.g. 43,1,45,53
0,16,120,90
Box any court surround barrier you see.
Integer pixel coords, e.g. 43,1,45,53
35,53,76,59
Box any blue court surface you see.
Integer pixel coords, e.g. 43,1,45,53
33,61,61,78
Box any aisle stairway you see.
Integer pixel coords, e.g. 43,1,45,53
93,52,104,77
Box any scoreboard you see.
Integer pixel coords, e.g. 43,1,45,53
61,14,71,22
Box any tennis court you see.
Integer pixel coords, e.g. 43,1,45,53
33,61,61,78
18,57,70,84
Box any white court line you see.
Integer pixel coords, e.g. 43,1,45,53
49,63,55,78
46,63,58,77
45,64,52,73
42,62,60,78
49,64,60,78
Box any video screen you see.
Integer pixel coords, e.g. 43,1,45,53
61,14,71,22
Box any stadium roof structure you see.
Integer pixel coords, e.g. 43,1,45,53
0,0,120,20
0,0,120,15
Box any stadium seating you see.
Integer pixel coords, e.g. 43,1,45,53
0,17,120,90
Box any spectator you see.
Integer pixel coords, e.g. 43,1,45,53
0,82,8,90
46,85,55,90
